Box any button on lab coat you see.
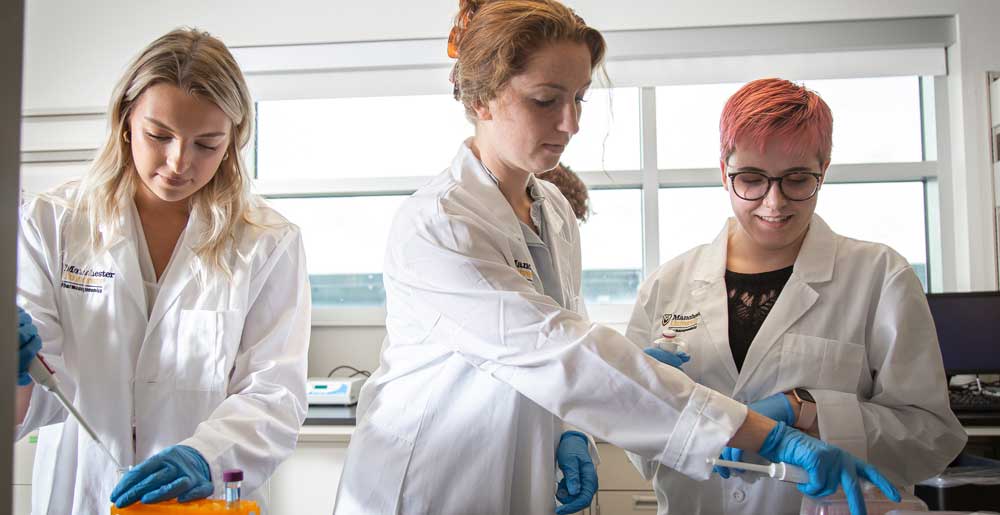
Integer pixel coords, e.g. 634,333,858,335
15,186,311,514
334,142,748,515
626,217,967,515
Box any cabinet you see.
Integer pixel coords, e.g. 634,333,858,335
267,426,353,515
13,433,36,515
591,443,655,515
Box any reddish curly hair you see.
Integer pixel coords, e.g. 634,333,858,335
538,163,589,222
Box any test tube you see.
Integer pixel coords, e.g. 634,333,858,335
223,469,243,508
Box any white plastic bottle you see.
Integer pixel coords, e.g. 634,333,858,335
654,329,688,355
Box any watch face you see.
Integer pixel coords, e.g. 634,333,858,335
795,388,815,403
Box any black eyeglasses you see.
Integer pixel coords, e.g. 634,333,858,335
727,171,823,201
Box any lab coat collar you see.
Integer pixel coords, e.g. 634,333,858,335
691,214,837,286
450,140,564,241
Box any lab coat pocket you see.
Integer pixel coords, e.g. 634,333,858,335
776,334,865,393
176,309,241,391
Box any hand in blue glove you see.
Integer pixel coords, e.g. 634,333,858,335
110,445,212,508
643,347,690,369
757,422,900,515
17,307,42,387
555,431,598,515
715,392,797,478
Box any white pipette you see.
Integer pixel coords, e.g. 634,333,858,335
28,355,125,470
709,457,810,484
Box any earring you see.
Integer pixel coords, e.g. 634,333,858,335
223,152,230,161
122,130,130,143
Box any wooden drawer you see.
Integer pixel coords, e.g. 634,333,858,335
594,491,658,514
595,443,653,491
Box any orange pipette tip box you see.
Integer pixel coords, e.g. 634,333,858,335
110,499,261,514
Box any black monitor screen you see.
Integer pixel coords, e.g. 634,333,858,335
926,291,1000,375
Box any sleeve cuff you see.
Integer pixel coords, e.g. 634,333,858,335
661,384,747,480
812,389,867,461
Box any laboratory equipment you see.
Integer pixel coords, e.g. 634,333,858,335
224,469,243,508
926,291,1000,375
800,482,929,515
307,376,366,405
709,457,809,483
28,354,123,470
110,499,260,514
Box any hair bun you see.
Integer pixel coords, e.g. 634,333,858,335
448,0,486,58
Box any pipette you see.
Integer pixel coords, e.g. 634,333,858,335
709,457,810,484
28,355,125,470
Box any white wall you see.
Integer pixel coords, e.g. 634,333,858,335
22,0,1000,373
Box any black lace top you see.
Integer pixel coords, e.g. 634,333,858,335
725,265,794,371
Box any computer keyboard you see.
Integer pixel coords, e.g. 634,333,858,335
949,388,1000,412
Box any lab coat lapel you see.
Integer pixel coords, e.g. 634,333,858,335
691,222,739,386
145,214,201,339
452,142,543,293
533,177,576,306
733,215,836,395
105,214,147,318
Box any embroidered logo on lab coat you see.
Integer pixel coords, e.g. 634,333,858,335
60,264,115,294
661,312,701,332
515,259,534,282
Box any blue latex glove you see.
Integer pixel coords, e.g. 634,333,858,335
110,445,212,508
17,307,42,387
757,422,900,515
643,347,690,369
715,393,796,478
555,431,598,515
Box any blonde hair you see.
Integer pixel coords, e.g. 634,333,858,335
71,27,258,277
449,0,606,120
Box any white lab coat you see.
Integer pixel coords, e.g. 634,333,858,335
15,185,311,515
625,216,967,515
334,142,748,515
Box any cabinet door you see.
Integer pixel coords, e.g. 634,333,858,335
14,432,36,485
594,491,659,514
595,443,652,490
13,485,31,515
268,441,349,515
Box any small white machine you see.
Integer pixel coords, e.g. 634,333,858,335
307,376,366,406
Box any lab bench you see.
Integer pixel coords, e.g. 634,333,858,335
12,424,1000,515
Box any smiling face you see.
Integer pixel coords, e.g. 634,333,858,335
722,135,829,258
472,40,593,175
127,83,232,204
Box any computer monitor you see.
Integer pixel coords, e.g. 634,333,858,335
926,291,1000,375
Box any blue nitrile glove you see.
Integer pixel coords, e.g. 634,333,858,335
555,431,598,515
715,393,797,478
643,347,690,369
17,307,42,387
757,422,900,515
110,445,212,508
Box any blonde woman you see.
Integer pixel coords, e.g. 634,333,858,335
14,28,310,513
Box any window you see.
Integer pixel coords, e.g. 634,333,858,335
256,75,937,323
579,188,643,304
655,76,923,169
256,94,471,180
266,195,407,307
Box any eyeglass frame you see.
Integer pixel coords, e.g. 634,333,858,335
725,169,824,202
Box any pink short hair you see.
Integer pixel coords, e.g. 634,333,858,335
719,78,833,164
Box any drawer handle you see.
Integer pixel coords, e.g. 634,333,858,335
632,495,658,511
